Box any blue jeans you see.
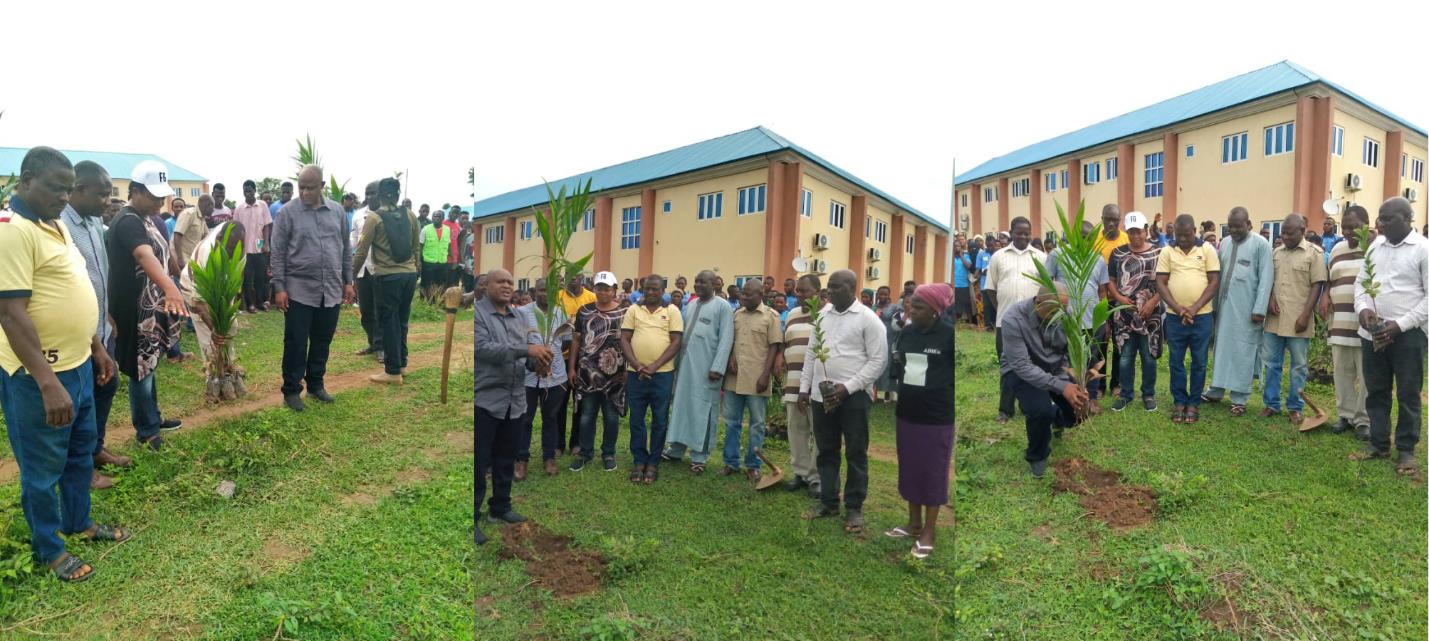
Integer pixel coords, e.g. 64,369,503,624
722,393,767,470
1262,333,1309,412
127,371,163,440
627,371,672,467
0,360,96,563
1165,313,1212,408
1117,333,1157,401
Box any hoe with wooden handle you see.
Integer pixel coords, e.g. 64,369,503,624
1297,390,1330,432
753,448,785,491
440,286,463,404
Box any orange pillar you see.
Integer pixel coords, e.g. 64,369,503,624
775,162,803,284
1384,130,1404,207
1308,96,1334,229
970,184,982,235
472,223,482,277
639,188,656,277
593,196,613,273
1067,159,1082,229
1117,143,1135,215
1162,133,1179,221
889,214,905,288
502,217,516,274
997,177,1009,232
933,231,948,283
764,162,785,281
1028,169,1043,237
914,224,929,283
849,195,868,282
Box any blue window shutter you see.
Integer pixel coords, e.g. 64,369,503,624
1287,123,1294,152
1265,128,1273,156
1223,137,1229,163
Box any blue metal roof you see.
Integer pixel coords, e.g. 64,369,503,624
475,126,947,231
0,147,207,183
955,61,1426,185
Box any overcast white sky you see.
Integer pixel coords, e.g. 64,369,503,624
4,1,480,207
6,0,1422,228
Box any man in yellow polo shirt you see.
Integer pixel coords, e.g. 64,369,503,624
1154,213,1221,424
0,146,126,583
619,274,683,484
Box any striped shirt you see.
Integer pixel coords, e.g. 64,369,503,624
60,205,111,348
781,308,814,402
984,244,1047,327
1326,239,1364,347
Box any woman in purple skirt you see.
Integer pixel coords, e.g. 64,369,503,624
883,283,955,559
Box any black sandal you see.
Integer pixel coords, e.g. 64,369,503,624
643,467,658,485
50,553,93,583
72,523,130,543
629,465,644,483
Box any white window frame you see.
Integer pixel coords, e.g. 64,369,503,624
737,184,766,216
800,188,813,218
1412,157,1425,183
582,208,595,231
519,220,533,240
485,226,504,245
1045,173,1057,192
1331,125,1344,157
662,200,671,214
1222,131,1249,164
1363,137,1380,168
1263,122,1294,157
1083,162,1100,185
905,234,914,254
875,220,888,244
1144,152,1164,198
1106,157,1118,181
697,192,723,221
620,206,641,250
828,200,847,229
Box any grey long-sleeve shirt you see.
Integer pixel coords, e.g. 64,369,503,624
474,296,534,418
998,297,1074,393
270,197,352,308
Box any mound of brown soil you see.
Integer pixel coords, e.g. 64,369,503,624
1050,458,1157,530
498,521,606,598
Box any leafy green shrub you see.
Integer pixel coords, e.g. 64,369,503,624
599,535,660,581
580,613,641,641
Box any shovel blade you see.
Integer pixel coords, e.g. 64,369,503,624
753,448,784,491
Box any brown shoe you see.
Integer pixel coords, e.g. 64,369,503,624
1088,398,1102,416
514,460,528,481
718,465,739,477
368,372,403,385
544,459,559,475
1259,407,1280,418
91,470,114,490
1288,411,1303,426
747,468,762,483
94,448,133,469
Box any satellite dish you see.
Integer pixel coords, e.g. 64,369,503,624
1322,199,1338,217
791,256,808,273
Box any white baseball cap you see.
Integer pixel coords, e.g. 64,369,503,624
593,271,618,287
130,160,175,198
1124,211,1147,230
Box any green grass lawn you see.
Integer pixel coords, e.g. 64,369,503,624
953,326,1427,641
475,400,955,641
0,302,477,640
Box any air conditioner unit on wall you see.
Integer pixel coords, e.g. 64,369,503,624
1346,173,1362,191
1406,187,1420,203
813,233,830,250
867,247,881,262
866,266,880,280
813,259,828,274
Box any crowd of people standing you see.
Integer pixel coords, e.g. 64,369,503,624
951,197,1427,479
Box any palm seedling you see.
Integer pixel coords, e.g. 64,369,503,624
803,297,836,412
1354,226,1387,351
291,133,349,202
189,225,247,402
525,179,595,372
1022,200,1126,420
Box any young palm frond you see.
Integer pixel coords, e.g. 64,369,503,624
189,226,246,376
524,178,595,346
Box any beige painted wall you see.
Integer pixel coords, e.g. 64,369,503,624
978,182,1000,233
1007,172,1031,224
478,220,505,273
1177,104,1297,229
1402,141,1428,221
1133,139,1166,218
1039,163,1069,231
608,195,641,283
956,187,973,231
1329,110,1387,216
651,168,770,284
862,201,894,289
799,173,853,279
1079,152,1118,218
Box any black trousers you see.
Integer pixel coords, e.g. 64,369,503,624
981,290,997,329
356,273,382,352
1005,372,1076,463
242,253,270,309
518,383,569,462
377,273,416,375
995,328,1015,417
281,300,341,396
812,390,871,511
421,262,444,296
1362,329,1425,453
476,406,520,518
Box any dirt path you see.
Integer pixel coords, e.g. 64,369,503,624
0,335,472,485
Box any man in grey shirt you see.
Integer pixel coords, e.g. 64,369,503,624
474,268,552,545
270,165,354,411
999,283,1088,478
1044,221,1111,415
61,161,133,489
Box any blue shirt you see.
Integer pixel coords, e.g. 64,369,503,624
1321,233,1340,265
974,251,991,289
269,200,284,220
953,253,971,287
629,291,671,306
165,217,176,238
520,302,567,389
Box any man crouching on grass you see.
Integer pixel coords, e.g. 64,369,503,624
474,268,553,545
999,282,1088,478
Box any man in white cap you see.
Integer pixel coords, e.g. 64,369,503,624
1201,206,1274,417
106,160,189,450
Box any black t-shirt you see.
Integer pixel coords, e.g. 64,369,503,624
894,319,954,424
106,208,161,376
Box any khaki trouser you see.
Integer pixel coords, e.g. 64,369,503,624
1331,343,1369,427
784,400,819,482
